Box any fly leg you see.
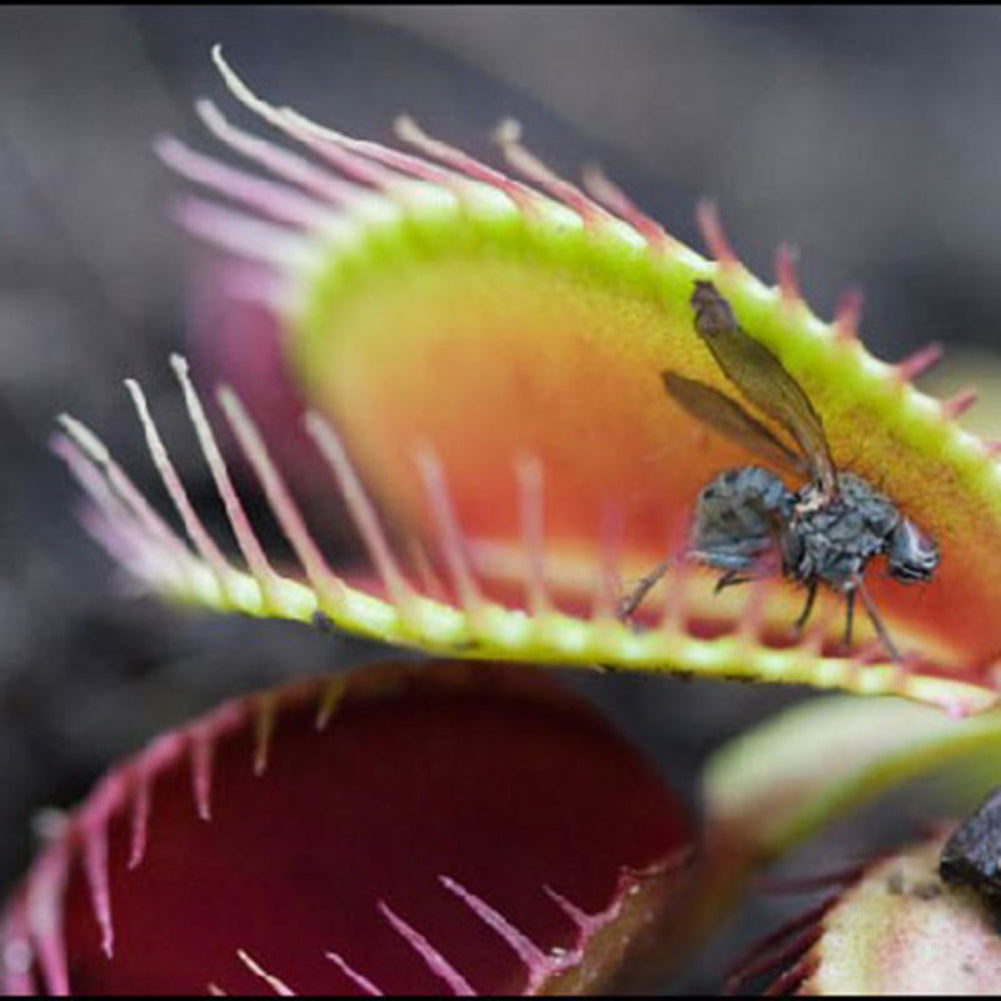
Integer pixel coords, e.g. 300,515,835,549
857,581,901,662
842,587,856,653
714,569,755,594
618,558,672,621
791,578,819,637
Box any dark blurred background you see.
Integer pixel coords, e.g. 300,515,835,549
3,6,1001,992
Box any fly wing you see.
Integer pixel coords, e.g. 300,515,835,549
690,280,837,493
661,371,809,478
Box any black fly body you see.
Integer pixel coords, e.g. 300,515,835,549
619,280,939,661
940,788,1001,921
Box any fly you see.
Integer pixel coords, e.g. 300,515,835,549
619,279,940,660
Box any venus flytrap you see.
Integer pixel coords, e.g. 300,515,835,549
699,696,1001,994
18,44,1001,995
1,663,694,995
51,47,1001,713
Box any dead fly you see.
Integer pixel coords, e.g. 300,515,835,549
619,280,939,660
940,788,1001,916
939,787,1001,916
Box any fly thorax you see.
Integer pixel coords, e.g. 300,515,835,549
792,481,828,516
789,473,901,588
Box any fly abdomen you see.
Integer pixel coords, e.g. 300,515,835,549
692,466,792,572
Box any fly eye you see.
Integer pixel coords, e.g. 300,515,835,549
888,520,939,582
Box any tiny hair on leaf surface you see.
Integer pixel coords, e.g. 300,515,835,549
1,661,693,996
55,45,1001,713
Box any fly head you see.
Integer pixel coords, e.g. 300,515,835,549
887,517,939,583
